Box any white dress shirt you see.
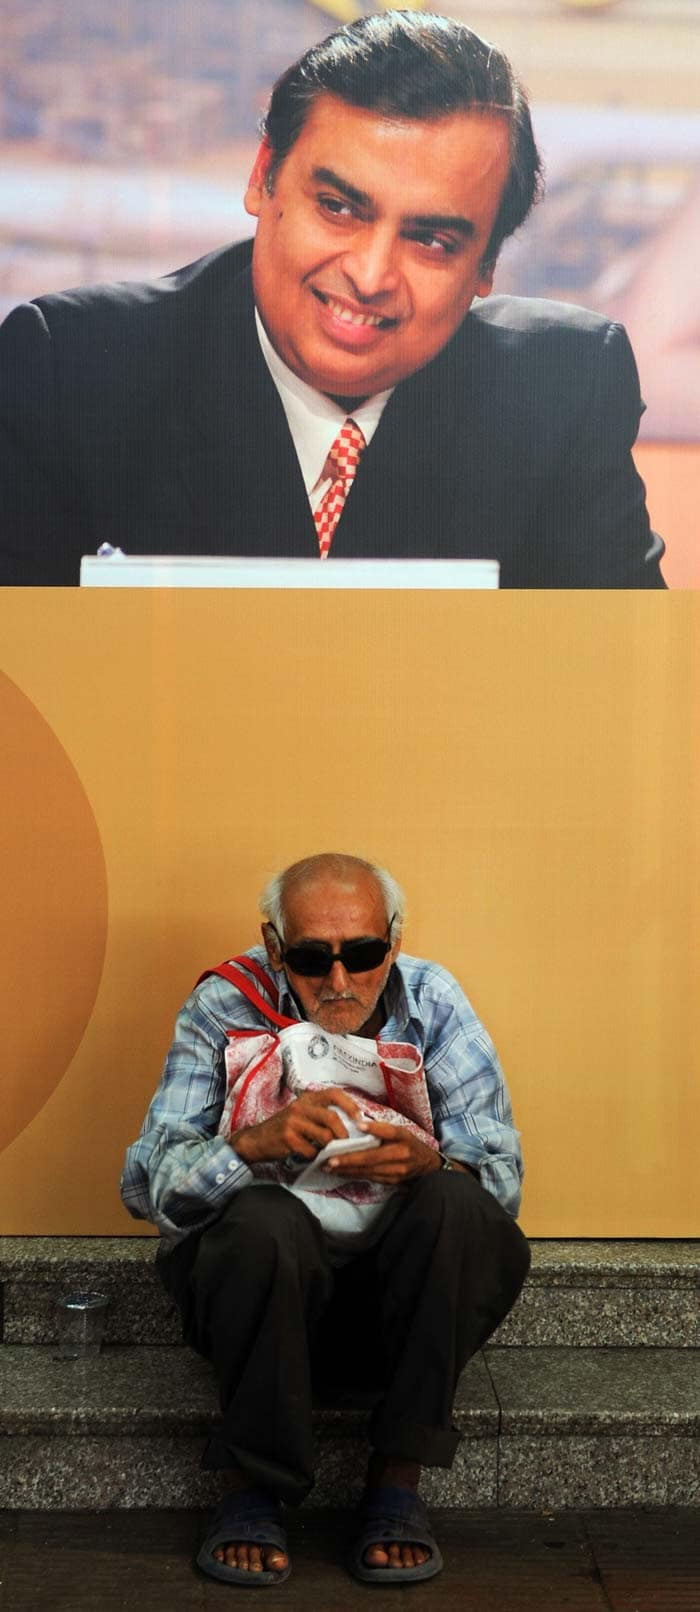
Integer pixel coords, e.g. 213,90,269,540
255,309,393,514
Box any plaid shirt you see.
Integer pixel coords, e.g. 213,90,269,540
121,947,524,1245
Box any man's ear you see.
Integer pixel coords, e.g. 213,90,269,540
262,921,283,969
389,927,402,965
475,259,496,300
244,137,275,218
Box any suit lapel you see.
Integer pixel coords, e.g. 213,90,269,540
171,252,509,564
333,336,478,560
333,312,522,565
177,257,319,557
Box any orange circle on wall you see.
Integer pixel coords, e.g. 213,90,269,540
0,671,108,1154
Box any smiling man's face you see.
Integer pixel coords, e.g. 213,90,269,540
245,94,511,402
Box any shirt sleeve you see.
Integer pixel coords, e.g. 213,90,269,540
418,969,524,1218
120,984,254,1244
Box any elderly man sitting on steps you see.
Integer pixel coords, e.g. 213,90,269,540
122,852,529,1585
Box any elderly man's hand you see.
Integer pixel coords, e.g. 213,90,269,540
230,1087,360,1165
324,1118,442,1183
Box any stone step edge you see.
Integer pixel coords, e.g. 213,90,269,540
5,1295,698,1352
4,1432,694,1512
0,1344,494,1439
1,1236,698,1285
2,1345,698,1440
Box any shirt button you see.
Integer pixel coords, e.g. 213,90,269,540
228,1160,237,1172
215,1172,225,1184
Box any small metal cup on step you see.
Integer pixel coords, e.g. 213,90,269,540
55,1292,109,1359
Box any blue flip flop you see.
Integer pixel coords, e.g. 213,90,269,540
196,1487,291,1586
348,1485,444,1584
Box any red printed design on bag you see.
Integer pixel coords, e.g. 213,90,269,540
219,1023,438,1210
203,957,439,1228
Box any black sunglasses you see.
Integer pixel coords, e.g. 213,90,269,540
271,924,394,978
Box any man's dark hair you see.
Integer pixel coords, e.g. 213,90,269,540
261,11,544,269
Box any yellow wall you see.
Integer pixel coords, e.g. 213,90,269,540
0,590,697,1237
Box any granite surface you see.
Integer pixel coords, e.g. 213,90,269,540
0,1346,219,1436
9,1277,695,1348
2,1238,699,1515
485,1347,700,1435
4,1427,695,1511
2,1236,698,1281
523,1241,700,1286
0,1237,158,1276
2,1278,180,1346
498,1435,700,1508
0,1433,499,1510
3,1342,699,1510
0,1238,176,1346
0,1345,496,1438
0,1342,497,1509
491,1285,700,1347
4,1237,698,1348
447,1350,500,1434
0,1435,235,1509
4,1426,694,1511
419,1441,498,1507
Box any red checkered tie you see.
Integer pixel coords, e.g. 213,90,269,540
313,418,366,559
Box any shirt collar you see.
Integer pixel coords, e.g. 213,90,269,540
277,973,303,1021
380,962,413,1036
255,307,393,494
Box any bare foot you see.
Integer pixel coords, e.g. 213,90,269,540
363,1455,431,1570
208,1472,289,1576
363,1540,431,1570
212,1541,289,1575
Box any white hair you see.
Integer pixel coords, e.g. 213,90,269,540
259,853,405,942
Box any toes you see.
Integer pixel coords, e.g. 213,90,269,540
363,1540,431,1570
401,1544,429,1568
223,1543,248,1569
364,1544,390,1566
266,1548,289,1571
213,1541,288,1574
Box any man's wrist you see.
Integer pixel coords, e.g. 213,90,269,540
437,1151,480,1180
230,1127,259,1165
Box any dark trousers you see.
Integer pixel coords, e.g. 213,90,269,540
158,1172,530,1503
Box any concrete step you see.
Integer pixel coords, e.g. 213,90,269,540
2,1237,698,1348
1,1344,698,1510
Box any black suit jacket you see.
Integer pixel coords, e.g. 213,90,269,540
0,239,665,586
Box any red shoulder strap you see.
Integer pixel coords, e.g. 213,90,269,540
230,955,280,1003
196,957,294,1029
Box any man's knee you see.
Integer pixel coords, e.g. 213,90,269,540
401,1169,530,1291
400,1163,493,1228
193,1184,327,1292
449,1170,530,1295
